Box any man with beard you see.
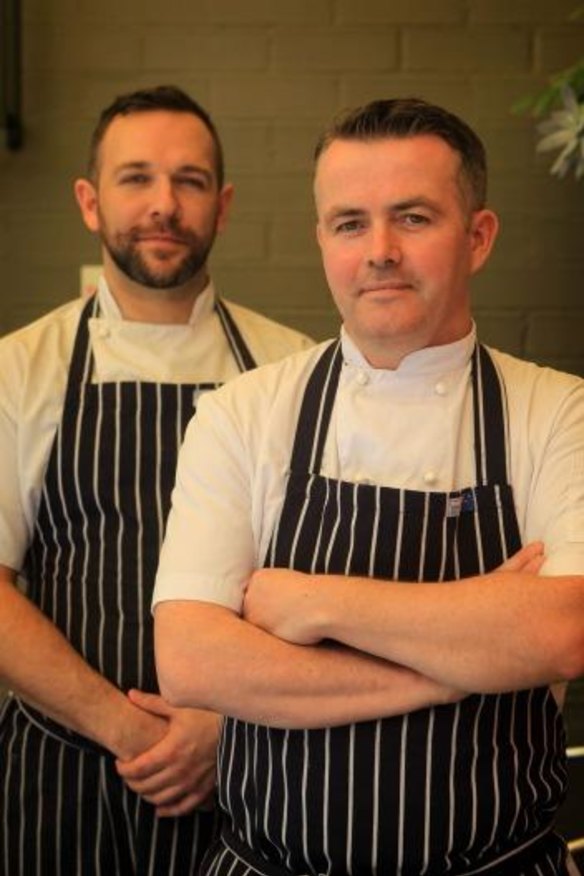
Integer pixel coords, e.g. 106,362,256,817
0,85,311,876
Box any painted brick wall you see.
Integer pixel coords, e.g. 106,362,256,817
0,0,582,374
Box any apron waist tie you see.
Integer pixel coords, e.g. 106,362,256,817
221,826,294,876
15,697,111,757
219,823,564,876
462,826,565,875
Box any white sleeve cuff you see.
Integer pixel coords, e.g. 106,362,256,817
152,573,244,614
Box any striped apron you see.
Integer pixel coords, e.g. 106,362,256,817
0,294,256,876
204,340,569,876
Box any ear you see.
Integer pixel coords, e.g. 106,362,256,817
315,220,324,251
74,178,100,233
469,208,499,275
216,183,234,233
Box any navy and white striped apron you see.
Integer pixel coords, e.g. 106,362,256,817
0,294,256,876
204,340,568,876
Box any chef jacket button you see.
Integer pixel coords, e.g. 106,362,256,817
424,470,438,485
356,370,369,386
97,324,110,339
435,381,447,396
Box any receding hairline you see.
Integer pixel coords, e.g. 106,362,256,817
92,109,219,181
86,85,225,187
313,99,488,213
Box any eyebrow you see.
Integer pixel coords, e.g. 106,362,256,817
322,206,366,225
113,161,214,182
323,197,440,224
389,197,440,213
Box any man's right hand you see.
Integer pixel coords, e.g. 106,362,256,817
0,567,176,780
111,694,169,762
115,690,219,817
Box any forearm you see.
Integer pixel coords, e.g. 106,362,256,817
314,571,584,691
0,571,166,758
154,601,461,729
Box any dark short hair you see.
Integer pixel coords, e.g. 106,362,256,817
87,85,224,187
314,98,487,212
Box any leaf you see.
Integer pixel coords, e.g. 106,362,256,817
537,130,574,152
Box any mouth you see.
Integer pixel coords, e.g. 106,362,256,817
137,234,186,246
359,281,414,295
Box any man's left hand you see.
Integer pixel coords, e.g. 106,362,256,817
115,689,219,817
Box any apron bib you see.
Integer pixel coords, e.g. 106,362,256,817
1,294,256,875
211,341,568,876
23,294,256,713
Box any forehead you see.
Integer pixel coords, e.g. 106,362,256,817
97,110,216,176
314,135,463,214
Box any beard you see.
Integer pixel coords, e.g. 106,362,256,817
100,213,217,290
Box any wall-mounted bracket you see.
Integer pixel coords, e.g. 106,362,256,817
1,0,23,151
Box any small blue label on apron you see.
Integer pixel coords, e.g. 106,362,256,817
447,489,475,517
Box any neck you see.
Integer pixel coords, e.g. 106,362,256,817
348,321,473,371
103,261,208,325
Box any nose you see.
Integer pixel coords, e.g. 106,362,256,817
150,177,180,220
367,223,401,269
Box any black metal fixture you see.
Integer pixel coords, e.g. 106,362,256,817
1,0,23,150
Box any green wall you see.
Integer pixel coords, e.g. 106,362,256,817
0,0,583,374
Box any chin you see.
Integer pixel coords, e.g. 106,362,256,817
362,312,427,342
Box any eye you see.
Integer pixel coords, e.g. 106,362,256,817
333,219,364,234
119,173,150,186
175,175,209,190
400,212,430,227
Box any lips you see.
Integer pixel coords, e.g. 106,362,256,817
130,222,191,246
360,281,413,294
137,234,186,245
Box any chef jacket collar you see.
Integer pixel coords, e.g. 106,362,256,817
95,274,216,327
340,323,476,379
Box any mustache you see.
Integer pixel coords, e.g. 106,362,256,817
128,216,196,244
362,269,416,287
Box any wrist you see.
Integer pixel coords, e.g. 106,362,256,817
103,695,166,760
316,574,385,644
311,574,345,640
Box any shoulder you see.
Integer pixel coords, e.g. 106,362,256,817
487,346,583,403
0,298,83,413
195,340,334,435
179,342,334,518
221,299,315,363
0,298,83,365
486,345,584,436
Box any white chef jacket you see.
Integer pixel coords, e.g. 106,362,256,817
0,277,313,572
154,326,584,613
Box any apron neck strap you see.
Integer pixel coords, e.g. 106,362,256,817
214,298,258,372
471,343,510,486
63,295,99,404
289,339,343,474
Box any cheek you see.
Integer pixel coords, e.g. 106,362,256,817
415,238,469,288
104,193,150,224
321,245,360,291
96,198,123,231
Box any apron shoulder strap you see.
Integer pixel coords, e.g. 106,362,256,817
472,344,511,486
289,339,343,474
215,299,258,372
63,294,99,406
